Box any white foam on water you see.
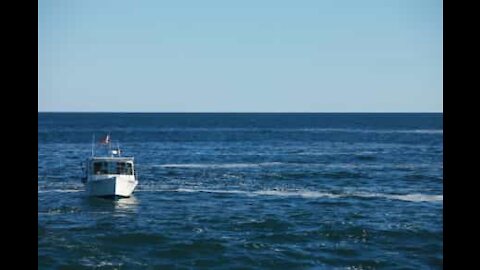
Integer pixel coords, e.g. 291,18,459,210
253,190,342,198
79,258,123,268
38,189,84,193
175,188,249,195
397,129,443,134
155,162,283,169
385,193,443,202
39,184,442,203
164,188,443,203
350,191,443,202
292,128,443,134
36,184,442,203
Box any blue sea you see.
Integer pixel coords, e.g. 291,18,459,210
38,113,443,269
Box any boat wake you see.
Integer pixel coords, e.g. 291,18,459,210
38,189,84,193
137,188,443,203
155,162,283,169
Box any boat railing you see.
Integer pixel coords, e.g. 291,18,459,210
91,138,123,158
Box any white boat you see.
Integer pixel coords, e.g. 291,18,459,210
81,135,138,198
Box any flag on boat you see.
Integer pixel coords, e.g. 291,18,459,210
100,134,110,144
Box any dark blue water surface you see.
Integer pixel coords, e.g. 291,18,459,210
38,113,443,269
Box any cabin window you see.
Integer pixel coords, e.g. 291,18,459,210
116,162,133,175
93,161,133,175
125,163,133,175
93,162,108,174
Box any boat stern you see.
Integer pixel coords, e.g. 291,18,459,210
87,176,137,198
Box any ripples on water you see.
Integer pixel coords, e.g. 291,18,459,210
38,113,443,269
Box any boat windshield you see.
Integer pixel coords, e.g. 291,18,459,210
93,161,133,175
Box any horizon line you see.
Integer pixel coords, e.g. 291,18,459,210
38,111,443,114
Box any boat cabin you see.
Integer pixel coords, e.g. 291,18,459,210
93,159,133,175
83,157,135,179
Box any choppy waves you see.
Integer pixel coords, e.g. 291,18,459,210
40,126,443,133
39,113,443,269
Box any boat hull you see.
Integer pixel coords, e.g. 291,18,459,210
86,176,137,197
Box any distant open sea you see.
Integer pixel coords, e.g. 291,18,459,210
38,113,443,269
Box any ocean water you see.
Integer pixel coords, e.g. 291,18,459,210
38,113,443,269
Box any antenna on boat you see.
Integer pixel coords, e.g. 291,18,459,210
117,141,121,157
108,133,112,156
91,134,95,157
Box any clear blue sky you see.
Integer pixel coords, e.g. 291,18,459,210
38,0,442,112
